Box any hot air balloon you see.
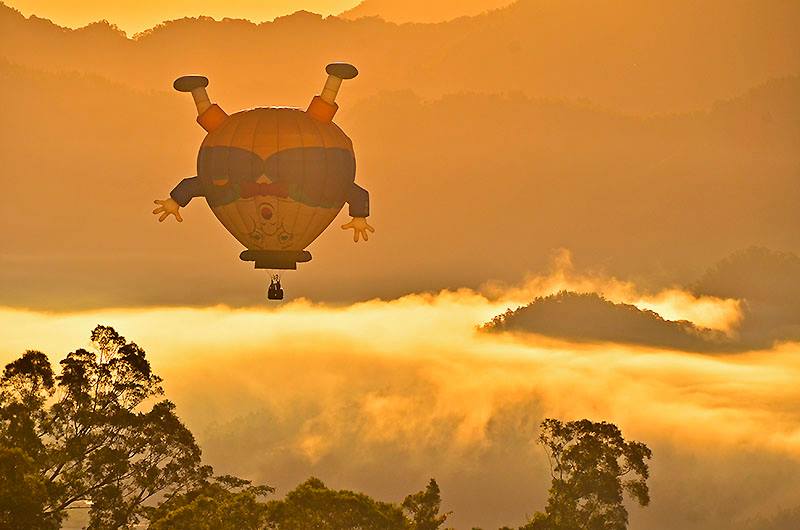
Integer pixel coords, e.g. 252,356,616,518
153,63,373,300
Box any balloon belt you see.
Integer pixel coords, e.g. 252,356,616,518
239,181,289,199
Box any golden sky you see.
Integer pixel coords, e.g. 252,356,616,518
4,0,361,34
2,4,800,526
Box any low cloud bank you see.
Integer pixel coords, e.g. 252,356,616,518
2,250,800,528
483,247,800,353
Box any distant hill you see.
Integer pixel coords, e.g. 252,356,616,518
483,248,800,352
693,247,800,346
482,291,732,352
694,247,800,304
1,0,798,114
339,0,514,23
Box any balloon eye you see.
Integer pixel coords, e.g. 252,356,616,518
260,206,273,220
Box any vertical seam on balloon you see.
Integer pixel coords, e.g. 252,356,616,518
217,203,248,248
207,133,246,239
306,115,330,239
251,109,262,180
227,113,251,245
332,123,352,208
275,108,282,241
290,110,312,249
303,115,329,245
231,115,257,246
215,205,241,247
248,109,267,249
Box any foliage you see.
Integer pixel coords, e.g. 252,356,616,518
0,444,59,529
0,325,453,530
150,475,455,530
265,477,408,530
523,419,652,530
402,478,451,530
0,326,208,528
148,474,275,529
1,327,657,530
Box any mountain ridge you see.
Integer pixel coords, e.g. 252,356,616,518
339,0,514,23
2,0,798,114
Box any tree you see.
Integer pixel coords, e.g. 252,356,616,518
265,477,408,530
524,418,652,530
0,445,57,529
148,474,275,529
0,326,210,528
402,478,451,530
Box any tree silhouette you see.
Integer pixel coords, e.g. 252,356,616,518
0,325,461,529
523,419,652,530
0,445,55,529
265,477,408,530
402,478,451,530
1,328,658,530
0,326,211,528
148,474,274,529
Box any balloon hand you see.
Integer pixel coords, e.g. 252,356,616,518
152,198,183,222
341,217,374,242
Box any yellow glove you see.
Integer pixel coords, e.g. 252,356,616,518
341,217,374,242
152,198,183,222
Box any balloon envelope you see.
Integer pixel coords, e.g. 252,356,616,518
197,107,356,257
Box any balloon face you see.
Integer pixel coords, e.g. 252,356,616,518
196,107,356,253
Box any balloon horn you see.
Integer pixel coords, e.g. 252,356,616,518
307,63,358,123
173,75,228,132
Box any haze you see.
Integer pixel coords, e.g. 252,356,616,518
1,1,799,528
2,0,798,309
3,260,800,529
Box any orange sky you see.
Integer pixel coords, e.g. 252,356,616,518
3,0,361,34
2,2,800,527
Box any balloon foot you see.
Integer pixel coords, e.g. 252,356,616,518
240,250,312,270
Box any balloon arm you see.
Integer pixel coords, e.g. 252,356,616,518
152,198,182,222
342,184,372,241
170,176,205,207
346,182,369,218
341,217,374,242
